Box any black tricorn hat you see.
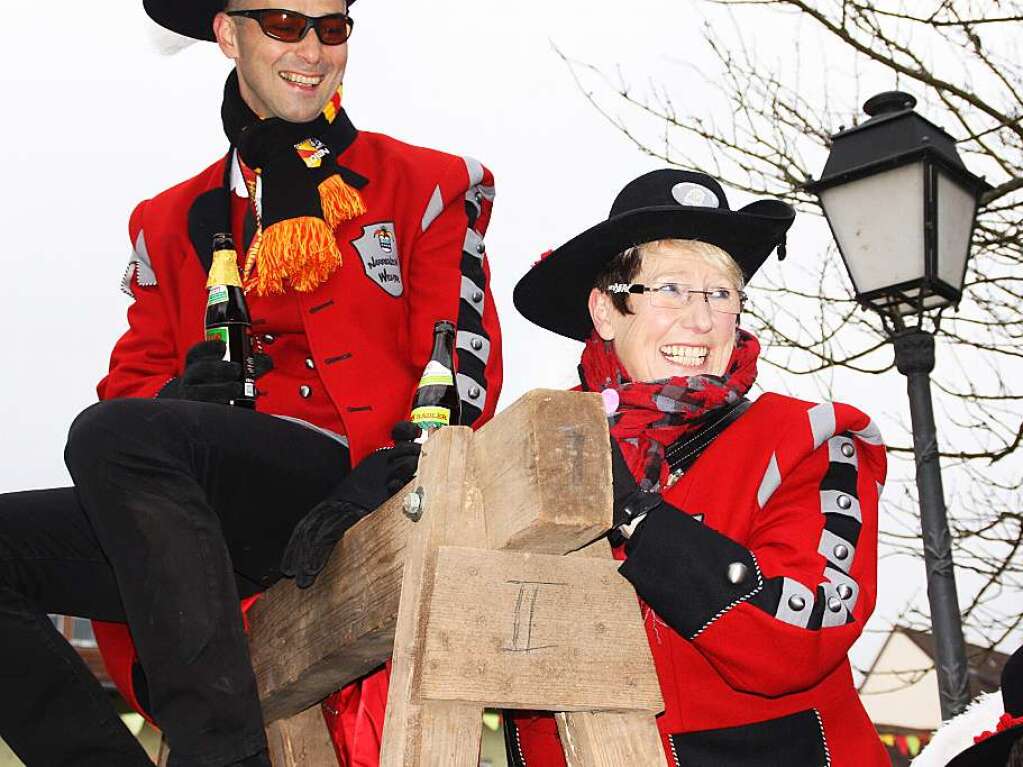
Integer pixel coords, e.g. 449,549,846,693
947,644,1023,767
143,0,356,42
513,169,795,341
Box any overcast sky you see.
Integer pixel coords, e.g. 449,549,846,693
2,1,1013,675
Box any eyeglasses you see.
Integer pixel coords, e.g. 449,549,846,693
606,282,746,314
226,9,355,46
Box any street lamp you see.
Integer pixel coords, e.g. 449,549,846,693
807,91,992,719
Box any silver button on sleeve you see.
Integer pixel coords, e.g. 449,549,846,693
726,562,749,585
299,385,312,398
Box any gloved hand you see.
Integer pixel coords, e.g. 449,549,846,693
157,339,272,404
609,437,662,541
280,422,422,589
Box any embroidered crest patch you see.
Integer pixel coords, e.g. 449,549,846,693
294,138,330,169
352,222,403,297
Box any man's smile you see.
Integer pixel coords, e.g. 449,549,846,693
279,71,324,89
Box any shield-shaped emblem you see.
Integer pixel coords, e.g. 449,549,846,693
351,222,403,297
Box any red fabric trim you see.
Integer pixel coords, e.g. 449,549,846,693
974,712,1023,744
91,620,153,725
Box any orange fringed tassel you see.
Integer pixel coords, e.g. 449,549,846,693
318,174,366,230
245,217,342,296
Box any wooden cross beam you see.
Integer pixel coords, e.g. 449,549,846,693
245,390,666,766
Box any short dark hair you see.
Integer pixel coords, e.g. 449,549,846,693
592,245,643,315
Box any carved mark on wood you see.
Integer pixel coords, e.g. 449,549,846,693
503,580,567,653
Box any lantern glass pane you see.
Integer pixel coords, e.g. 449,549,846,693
937,170,977,292
820,163,925,296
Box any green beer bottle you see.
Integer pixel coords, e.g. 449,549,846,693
410,320,461,439
204,233,256,408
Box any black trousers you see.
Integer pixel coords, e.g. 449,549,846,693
0,399,350,767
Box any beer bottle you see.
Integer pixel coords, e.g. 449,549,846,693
205,233,256,408
410,320,461,439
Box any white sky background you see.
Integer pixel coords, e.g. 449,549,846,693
0,1,1015,679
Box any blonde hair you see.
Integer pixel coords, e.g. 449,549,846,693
594,238,745,316
639,239,746,291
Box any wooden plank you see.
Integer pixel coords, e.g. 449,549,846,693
249,390,613,722
266,705,337,767
474,390,612,554
417,701,485,767
554,516,667,765
248,483,412,723
380,427,486,766
418,546,662,712
555,711,668,767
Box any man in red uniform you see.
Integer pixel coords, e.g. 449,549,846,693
0,1,501,765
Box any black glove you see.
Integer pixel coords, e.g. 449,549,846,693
157,340,272,404
280,422,422,589
609,437,663,542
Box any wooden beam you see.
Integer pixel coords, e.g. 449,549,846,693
418,545,662,712
474,390,612,554
248,390,613,723
379,427,486,765
247,485,411,723
555,711,668,767
266,705,337,767
554,524,668,765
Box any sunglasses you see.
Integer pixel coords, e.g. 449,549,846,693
226,8,354,46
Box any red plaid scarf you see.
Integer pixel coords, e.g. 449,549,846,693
579,329,760,489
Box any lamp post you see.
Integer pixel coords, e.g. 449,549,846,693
807,91,991,719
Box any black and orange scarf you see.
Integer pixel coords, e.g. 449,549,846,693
579,329,760,490
221,69,365,295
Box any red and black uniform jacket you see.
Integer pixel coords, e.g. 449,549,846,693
89,110,502,763
507,394,891,767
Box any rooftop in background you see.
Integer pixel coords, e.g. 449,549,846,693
859,625,1012,764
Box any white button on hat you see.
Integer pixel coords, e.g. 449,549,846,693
670,182,720,208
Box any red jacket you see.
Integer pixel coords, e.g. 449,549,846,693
507,393,890,767
90,110,502,764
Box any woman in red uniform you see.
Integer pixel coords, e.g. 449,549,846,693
509,169,890,766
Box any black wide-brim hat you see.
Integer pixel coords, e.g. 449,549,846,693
947,644,1023,767
143,0,356,41
513,169,795,341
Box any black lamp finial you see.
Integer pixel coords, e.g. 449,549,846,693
863,91,917,118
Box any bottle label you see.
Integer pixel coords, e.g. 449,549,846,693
205,327,231,360
411,406,451,430
417,360,454,388
207,285,229,307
